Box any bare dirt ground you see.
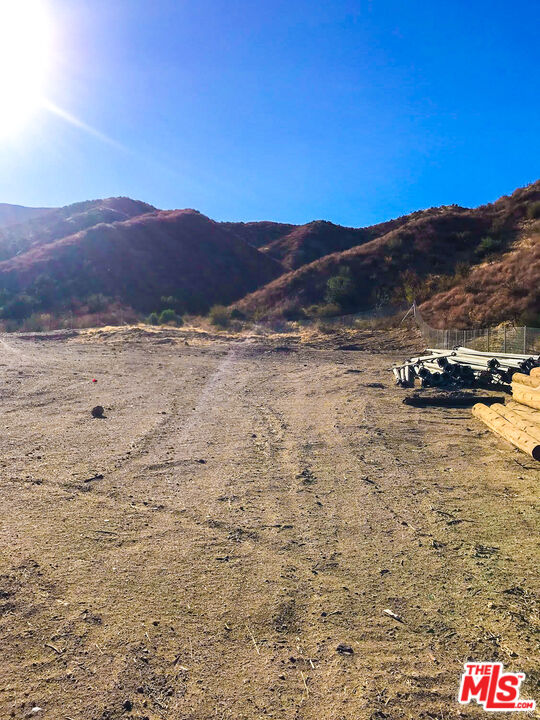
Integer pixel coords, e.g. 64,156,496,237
0,325,538,720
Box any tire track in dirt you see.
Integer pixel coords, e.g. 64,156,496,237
249,364,435,718
1,334,537,720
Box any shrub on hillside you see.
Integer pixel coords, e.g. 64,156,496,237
527,201,540,220
229,307,246,320
306,302,342,318
519,309,540,327
475,236,504,257
20,313,47,332
146,312,159,325
159,308,183,326
325,267,357,309
209,305,230,327
31,274,58,307
160,295,188,314
86,293,109,313
1,294,36,320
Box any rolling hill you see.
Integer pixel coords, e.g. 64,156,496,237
0,181,538,329
235,181,540,326
0,203,53,229
0,197,156,262
0,208,282,319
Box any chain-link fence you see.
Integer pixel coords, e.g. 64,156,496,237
413,303,540,354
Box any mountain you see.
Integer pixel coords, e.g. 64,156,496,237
235,181,540,325
0,208,282,317
0,181,538,329
256,211,454,270
0,203,53,228
0,197,156,262
222,210,451,270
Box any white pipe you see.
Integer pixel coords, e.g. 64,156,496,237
452,347,539,361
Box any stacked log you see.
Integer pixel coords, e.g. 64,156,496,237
472,372,540,461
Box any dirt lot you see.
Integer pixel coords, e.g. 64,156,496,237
0,325,538,720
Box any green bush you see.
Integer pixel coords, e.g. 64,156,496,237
86,293,109,313
475,236,504,257
209,305,230,327
1,294,36,320
324,267,357,309
386,235,403,250
527,201,540,220
229,307,245,320
519,310,540,327
159,308,182,326
160,295,186,314
146,312,160,325
21,313,46,332
31,274,57,307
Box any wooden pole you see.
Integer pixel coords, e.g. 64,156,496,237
506,401,540,425
512,383,540,411
512,372,540,388
472,403,540,460
491,403,540,443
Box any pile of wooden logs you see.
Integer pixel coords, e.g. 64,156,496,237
473,367,540,461
393,348,540,389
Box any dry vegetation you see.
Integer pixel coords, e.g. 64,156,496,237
0,182,538,332
0,209,282,320
236,182,540,324
420,230,540,327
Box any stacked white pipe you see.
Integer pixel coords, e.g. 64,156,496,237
393,347,540,389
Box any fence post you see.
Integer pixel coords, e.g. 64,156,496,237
524,326,527,354
487,327,490,352
503,326,507,353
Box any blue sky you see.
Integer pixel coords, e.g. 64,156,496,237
0,0,538,226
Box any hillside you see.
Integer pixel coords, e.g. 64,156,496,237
0,203,53,228
219,220,296,249
258,210,463,270
222,209,459,271
0,209,282,319
0,181,538,329
419,230,540,327
0,197,156,262
235,181,540,325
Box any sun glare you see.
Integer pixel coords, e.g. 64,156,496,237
0,0,53,137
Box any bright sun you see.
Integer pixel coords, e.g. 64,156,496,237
0,0,53,137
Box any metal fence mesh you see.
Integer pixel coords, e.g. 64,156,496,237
414,304,540,354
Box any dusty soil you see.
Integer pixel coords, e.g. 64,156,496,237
0,325,538,720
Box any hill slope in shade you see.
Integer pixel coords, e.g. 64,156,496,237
0,197,156,262
235,181,540,325
419,230,540,327
258,209,464,270
0,180,538,328
222,209,461,270
0,203,53,229
0,209,282,314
